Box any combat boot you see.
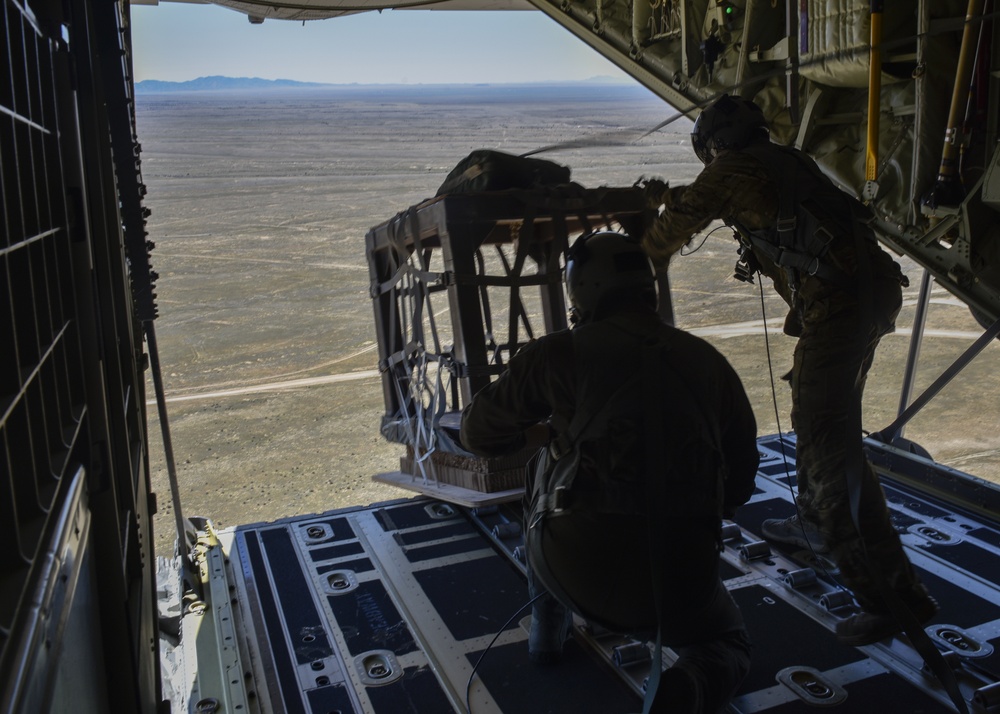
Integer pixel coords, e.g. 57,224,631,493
835,589,939,646
528,601,572,664
760,514,829,553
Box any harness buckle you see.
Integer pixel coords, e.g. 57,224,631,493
533,487,571,525
548,435,571,461
552,486,570,514
815,226,834,247
777,217,797,233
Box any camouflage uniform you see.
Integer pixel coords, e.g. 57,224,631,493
461,308,759,713
643,146,926,614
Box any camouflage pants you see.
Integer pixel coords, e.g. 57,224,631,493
790,291,923,612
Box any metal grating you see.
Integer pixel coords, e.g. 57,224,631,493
0,0,88,645
0,0,160,709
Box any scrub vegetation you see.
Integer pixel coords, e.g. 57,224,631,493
136,85,1000,557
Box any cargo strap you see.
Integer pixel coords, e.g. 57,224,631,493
641,334,667,714
380,208,455,480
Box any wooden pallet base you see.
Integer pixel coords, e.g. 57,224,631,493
372,471,522,508
401,445,532,493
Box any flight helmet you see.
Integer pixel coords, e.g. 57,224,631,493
565,231,656,324
691,94,769,165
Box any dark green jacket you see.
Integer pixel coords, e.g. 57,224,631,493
460,309,759,516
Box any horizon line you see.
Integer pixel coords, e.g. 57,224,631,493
135,75,637,88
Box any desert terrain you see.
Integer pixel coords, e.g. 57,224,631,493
135,84,1000,558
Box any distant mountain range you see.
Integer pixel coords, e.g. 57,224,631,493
134,75,632,93
135,76,330,92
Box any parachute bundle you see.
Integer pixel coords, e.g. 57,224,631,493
435,149,571,196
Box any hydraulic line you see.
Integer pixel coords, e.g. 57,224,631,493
864,0,883,197
924,0,987,209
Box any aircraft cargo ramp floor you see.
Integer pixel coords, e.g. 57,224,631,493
199,434,1000,713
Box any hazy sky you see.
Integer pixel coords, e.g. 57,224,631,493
131,3,630,84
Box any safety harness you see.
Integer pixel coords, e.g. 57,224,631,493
730,144,874,304
527,322,654,530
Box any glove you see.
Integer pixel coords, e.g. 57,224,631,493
642,216,691,270
636,176,669,208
